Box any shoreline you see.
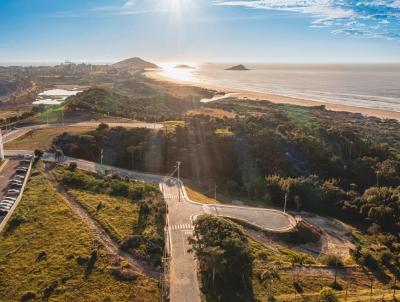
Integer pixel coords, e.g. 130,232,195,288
145,71,400,121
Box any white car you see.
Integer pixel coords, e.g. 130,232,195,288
0,204,12,211
3,196,17,201
7,189,20,195
0,201,13,207
14,175,25,179
24,154,33,159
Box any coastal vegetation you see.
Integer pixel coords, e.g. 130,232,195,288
52,165,166,266
190,215,397,302
53,99,400,292
0,164,161,301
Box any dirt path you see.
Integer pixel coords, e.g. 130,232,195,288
44,167,160,280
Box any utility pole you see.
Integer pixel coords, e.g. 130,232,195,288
177,161,181,202
100,149,104,165
284,193,288,213
214,183,217,202
334,256,338,285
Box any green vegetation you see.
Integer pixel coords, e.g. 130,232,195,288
65,87,202,121
53,165,166,266
54,106,400,275
191,216,397,302
189,215,254,301
33,103,66,124
0,164,160,301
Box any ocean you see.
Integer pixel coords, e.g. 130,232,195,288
161,63,400,113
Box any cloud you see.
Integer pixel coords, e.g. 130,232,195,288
214,0,400,39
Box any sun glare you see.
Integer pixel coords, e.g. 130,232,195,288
162,0,195,14
159,62,198,82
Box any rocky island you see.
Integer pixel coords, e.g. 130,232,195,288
174,64,195,69
225,64,250,71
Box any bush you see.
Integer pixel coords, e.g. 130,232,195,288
111,267,138,282
68,162,77,171
319,287,338,302
120,235,143,250
20,291,36,302
318,254,343,267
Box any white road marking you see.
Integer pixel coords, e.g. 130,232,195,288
171,224,193,231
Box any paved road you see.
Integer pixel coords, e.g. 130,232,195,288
6,148,296,302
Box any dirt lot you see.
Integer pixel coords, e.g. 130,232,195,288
4,126,95,151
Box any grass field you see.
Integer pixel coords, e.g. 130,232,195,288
52,165,166,265
67,189,139,243
4,126,95,150
0,164,161,302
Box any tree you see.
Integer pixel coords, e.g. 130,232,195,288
189,215,253,298
97,123,109,131
34,149,43,159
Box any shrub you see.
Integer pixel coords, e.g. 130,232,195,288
111,267,138,282
68,162,77,171
20,291,36,302
120,235,143,250
319,287,338,302
318,254,343,267
43,281,58,299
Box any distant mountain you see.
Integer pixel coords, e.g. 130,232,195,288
225,64,250,71
112,57,160,70
174,64,195,69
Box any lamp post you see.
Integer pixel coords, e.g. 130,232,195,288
177,161,181,202
284,193,288,213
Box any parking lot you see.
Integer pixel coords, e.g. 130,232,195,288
0,158,31,226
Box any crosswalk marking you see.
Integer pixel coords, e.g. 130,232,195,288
171,223,193,231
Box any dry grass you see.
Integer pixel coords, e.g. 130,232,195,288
0,164,160,301
5,126,95,150
185,185,219,205
186,108,236,119
67,189,139,242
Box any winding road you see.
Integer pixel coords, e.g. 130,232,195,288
3,124,296,302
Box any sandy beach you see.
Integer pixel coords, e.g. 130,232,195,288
146,70,400,121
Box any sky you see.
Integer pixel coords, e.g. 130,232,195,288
0,0,400,63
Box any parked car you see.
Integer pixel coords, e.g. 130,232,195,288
12,177,24,182
10,179,23,183
13,175,25,180
16,168,27,173
1,202,14,207
21,159,31,164
10,183,22,188
24,154,33,159
3,196,17,201
7,189,20,195
0,204,12,211
0,209,9,214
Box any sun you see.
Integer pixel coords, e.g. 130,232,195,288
162,0,194,13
